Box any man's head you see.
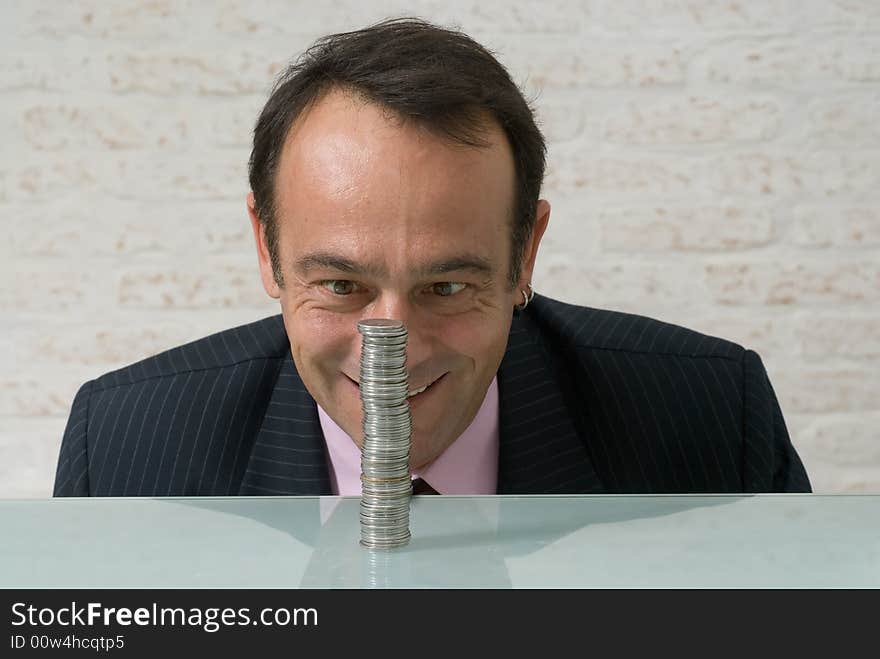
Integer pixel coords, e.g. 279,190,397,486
246,18,550,468
249,18,547,288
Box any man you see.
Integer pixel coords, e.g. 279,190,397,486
54,19,810,497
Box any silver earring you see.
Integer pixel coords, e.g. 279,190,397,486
516,283,534,310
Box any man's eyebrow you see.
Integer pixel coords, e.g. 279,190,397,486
293,253,386,277
418,256,495,277
293,252,494,278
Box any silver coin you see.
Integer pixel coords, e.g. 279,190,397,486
358,319,414,550
361,458,410,469
361,511,410,520
360,363,407,373
362,444,409,453
362,492,411,502
361,340,407,349
359,336,408,345
362,453,409,463
361,442,410,452
361,446,410,457
361,474,411,484
360,473,411,484
361,505,408,515
361,519,410,531
363,423,411,435
359,375,408,383
360,499,411,509
360,378,408,386
359,373,409,382
362,445,406,455
362,424,411,434
362,445,409,455
360,534,411,549
360,349,406,357
361,515,410,527
360,537,411,548
361,489,410,499
361,466,410,477
360,342,406,350
362,403,410,413
360,462,410,473
362,424,410,436
360,346,406,353
362,418,412,434
361,472,411,482
363,408,410,417
361,463,410,472
362,437,410,448
362,404,412,420
361,525,411,536
359,387,410,399
361,362,406,369
358,319,406,330
361,461,409,469
358,318,406,328
362,416,411,426
363,412,410,419
361,530,410,540
362,447,410,457
361,348,406,355
360,347,407,356
363,434,410,443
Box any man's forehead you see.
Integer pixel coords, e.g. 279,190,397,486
279,87,510,172
272,90,515,228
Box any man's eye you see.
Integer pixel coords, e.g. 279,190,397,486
321,280,358,295
431,282,467,297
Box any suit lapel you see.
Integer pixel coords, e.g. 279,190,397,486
238,350,332,496
497,309,605,494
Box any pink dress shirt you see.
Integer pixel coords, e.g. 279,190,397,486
318,377,499,495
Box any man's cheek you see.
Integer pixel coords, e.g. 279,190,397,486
446,323,503,360
292,318,355,358
314,310,360,342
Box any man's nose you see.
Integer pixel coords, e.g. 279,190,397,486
368,291,412,326
364,292,432,366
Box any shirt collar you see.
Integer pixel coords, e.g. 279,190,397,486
319,377,499,495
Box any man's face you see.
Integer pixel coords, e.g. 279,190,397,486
249,90,548,469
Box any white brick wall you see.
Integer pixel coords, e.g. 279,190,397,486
2,0,878,497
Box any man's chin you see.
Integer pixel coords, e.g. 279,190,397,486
409,453,437,472
408,432,457,471
337,383,466,466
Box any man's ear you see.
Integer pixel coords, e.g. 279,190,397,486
516,199,551,292
247,192,281,299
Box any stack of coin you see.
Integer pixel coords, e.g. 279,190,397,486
357,319,413,549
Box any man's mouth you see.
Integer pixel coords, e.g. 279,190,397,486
406,373,445,398
346,373,446,398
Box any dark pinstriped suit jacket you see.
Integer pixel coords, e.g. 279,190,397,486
53,294,811,497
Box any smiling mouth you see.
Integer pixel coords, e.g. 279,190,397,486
347,373,446,398
406,374,445,398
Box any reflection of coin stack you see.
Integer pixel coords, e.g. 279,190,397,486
357,319,412,549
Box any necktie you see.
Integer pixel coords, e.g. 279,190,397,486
412,478,438,495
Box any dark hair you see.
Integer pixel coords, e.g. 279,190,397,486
248,17,546,287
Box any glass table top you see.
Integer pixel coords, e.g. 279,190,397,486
2,495,878,588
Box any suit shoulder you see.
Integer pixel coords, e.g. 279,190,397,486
89,315,288,393
528,295,744,361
